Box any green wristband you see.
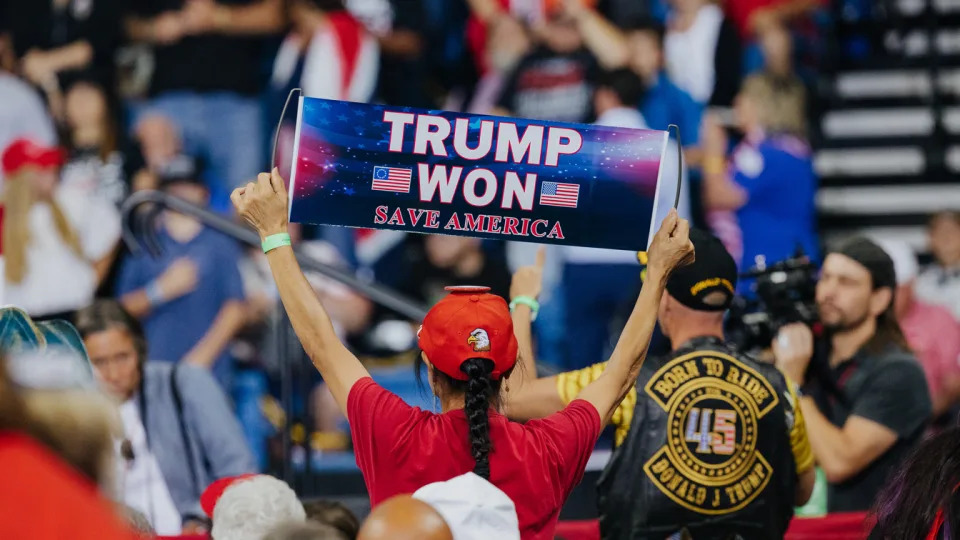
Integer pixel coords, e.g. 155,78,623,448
509,296,540,321
261,233,292,254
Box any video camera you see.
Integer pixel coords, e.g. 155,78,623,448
725,250,819,354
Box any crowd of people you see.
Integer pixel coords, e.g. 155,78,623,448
2,0,960,538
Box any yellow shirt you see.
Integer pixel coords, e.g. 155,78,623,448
556,361,814,474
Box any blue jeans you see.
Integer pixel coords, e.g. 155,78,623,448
562,263,643,370
232,368,270,471
145,92,264,211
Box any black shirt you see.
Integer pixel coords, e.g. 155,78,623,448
496,46,598,124
396,244,511,308
808,344,931,512
127,0,268,96
4,0,122,88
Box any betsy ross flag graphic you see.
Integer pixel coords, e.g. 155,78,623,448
371,166,412,192
539,181,580,208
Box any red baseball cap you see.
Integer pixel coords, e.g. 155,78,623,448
417,286,519,381
2,138,65,175
200,474,258,517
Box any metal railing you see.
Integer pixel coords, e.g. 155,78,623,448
120,190,429,484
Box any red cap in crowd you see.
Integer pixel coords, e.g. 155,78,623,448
417,286,519,381
200,473,258,517
1,138,65,176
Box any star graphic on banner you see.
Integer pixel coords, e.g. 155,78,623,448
344,187,355,195
353,108,366,117
469,117,483,129
372,104,385,111
319,102,332,110
358,143,366,149
337,114,349,122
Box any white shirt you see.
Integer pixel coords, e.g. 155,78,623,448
664,4,724,104
4,186,121,316
915,265,960,321
118,399,182,536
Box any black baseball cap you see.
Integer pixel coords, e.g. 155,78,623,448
663,229,738,312
157,154,205,187
828,237,896,291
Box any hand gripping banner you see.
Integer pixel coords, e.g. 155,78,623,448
286,97,677,251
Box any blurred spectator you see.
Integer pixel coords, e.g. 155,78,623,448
117,155,246,386
0,355,136,540
916,210,960,321
466,15,531,114
870,427,960,540
875,239,960,417
271,0,379,103
345,0,432,108
725,0,823,38
124,0,284,204
558,68,657,369
773,238,932,512
412,472,521,540
2,0,123,91
303,500,359,540
7,346,121,490
0,71,57,184
266,521,351,540
206,474,307,540
664,0,742,108
620,19,702,151
76,300,256,536
356,495,453,540
60,77,148,206
701,73,817,277
2,138,121,319
491,7,600,123
396,235,511,307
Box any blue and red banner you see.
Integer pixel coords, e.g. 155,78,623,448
288,97,671,251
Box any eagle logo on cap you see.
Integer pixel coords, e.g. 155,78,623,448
467,329,491,352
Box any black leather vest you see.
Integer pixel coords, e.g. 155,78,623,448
598,337,797,540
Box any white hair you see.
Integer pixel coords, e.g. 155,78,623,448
211,475,306,540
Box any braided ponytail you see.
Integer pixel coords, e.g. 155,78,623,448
460,357,495,479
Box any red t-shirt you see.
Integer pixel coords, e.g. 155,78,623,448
347,377,602,540
0,432,137,540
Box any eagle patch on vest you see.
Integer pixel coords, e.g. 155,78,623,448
642,350,779,515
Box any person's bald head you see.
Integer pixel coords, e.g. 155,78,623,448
357,495,452,540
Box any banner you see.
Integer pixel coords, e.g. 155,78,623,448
288,97,672,251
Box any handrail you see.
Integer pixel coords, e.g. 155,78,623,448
120,190,429,321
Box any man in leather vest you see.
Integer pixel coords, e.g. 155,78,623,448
505,229,815,539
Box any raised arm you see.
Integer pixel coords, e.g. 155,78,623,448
502,247,568,420
576,211,693,425
231,169,369,414
563,0,630,69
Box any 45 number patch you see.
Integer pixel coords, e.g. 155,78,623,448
642,350,779,515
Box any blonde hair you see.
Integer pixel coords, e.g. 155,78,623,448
21,388,121,492
740,73,807,139
3,168,83,284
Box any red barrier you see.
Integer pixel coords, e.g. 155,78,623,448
160,513,873,540
553,513,873,540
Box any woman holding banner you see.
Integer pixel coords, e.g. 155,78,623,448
231,168,694,540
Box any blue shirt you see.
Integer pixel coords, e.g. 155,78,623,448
731,134,819,277
117,227,245,385
640,72,703,146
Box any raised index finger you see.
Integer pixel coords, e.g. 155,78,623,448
535,245,546,270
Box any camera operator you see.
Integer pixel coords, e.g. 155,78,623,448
506,230,815,539
772,237,932,512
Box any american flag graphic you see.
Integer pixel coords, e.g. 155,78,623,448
371,166,412,192
539,181,580,208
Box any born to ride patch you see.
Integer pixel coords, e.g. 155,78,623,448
642,350,779,515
